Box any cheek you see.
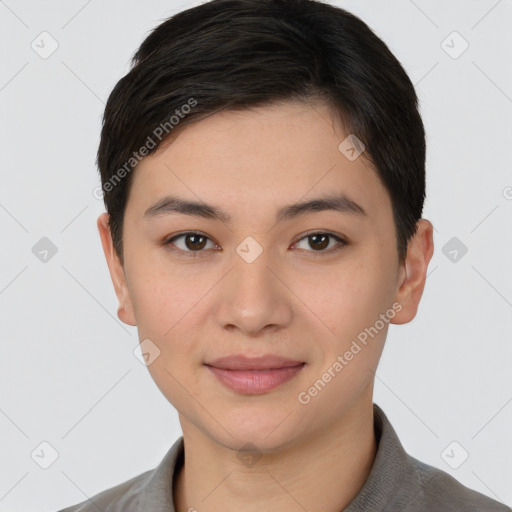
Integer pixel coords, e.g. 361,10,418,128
126,258,208,365
145,354,203,419
295,256,395,342
295,266,392,416
138,307,203,414
126,257,203,338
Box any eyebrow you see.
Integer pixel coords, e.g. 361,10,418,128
143,193,367,223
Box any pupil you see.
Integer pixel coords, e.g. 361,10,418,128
186,234,207,250
310,234,328,250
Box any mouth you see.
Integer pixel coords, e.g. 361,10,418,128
204,354,306,394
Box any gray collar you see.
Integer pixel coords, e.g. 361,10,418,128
136,404,420,511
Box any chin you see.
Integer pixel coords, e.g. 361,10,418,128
206,406,306,453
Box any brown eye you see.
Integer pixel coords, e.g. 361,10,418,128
184,234,207,250
293,231,347,254
165,232,217,255
308,233,329,251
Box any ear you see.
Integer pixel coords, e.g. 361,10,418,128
390,219,434,325
97,213,137,326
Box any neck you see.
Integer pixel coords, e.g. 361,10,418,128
173,396,377,512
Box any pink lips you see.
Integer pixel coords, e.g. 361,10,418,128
205,355,305,394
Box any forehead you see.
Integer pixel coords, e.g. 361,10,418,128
127,101,392,224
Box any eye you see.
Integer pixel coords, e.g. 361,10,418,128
165,232,219,256
292,231,348,255
164,230,348,258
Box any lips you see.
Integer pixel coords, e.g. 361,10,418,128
204,355,305,394
205,354,304,371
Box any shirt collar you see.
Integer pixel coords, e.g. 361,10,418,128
344,404,422,510
137,404,420,511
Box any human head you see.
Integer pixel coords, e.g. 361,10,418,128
96,0,434,454
97,0,426,266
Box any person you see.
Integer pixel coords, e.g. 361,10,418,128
58,0,510,510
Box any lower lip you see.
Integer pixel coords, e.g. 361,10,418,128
206,364,305,394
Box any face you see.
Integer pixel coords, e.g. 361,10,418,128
98,100,433,453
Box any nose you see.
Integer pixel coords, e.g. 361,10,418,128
213,250,294,336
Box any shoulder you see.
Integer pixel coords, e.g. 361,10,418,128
404,454,510,512
56,469,153,512
56,436,184,512
367,404,510,512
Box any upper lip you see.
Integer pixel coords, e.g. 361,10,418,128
205,354,305,371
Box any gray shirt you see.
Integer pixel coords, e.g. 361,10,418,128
57,404,510,511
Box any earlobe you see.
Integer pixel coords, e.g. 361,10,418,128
97,213,137,327
391,219,434,325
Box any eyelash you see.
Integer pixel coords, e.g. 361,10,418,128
163,230,348,258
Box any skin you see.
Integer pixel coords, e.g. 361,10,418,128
98,100,434,512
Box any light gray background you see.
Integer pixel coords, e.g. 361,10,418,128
1,0,511,510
